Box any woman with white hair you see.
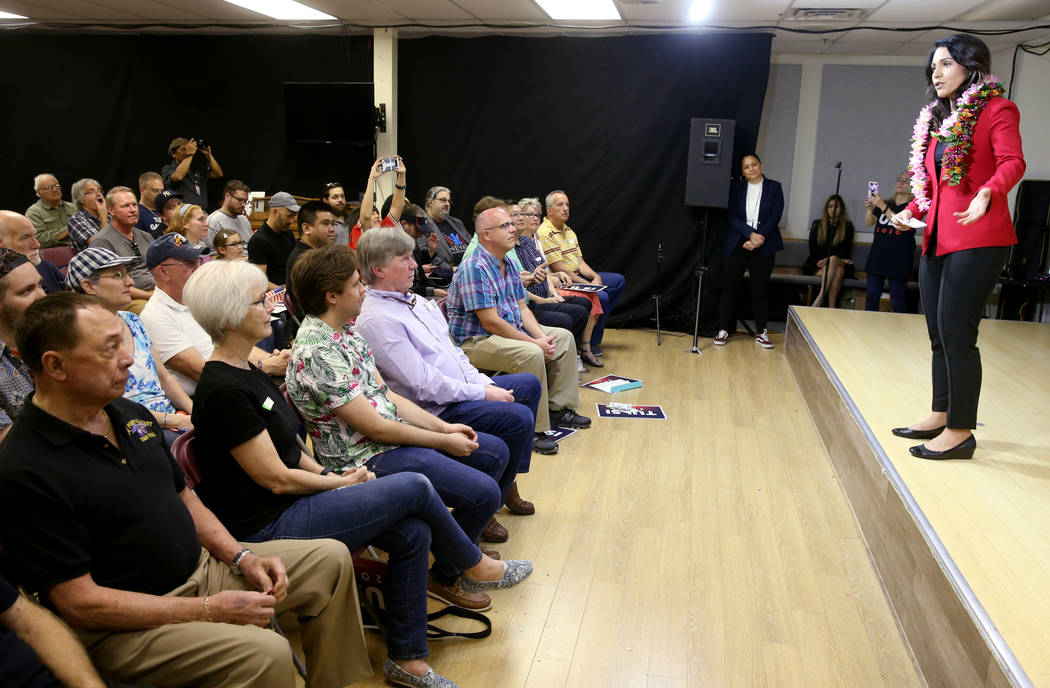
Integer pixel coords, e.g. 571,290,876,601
66,178,107,251
184,259,530,688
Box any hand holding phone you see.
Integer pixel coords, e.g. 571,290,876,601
867,180,879,197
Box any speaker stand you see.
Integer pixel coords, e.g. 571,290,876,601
687,208,710,356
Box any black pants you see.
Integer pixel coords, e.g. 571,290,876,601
530,297,589,344
919,245,1008,429
717,246,775,332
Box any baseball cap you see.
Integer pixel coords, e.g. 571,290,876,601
66,247,137,291
269,191,301,213
154,189,182,212
146,233,210,270
168,137,189,155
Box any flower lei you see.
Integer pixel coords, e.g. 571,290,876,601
908,76,1004,213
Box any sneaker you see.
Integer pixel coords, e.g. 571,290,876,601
533,433,559,455
551,407,591,428
714,330,729,346
755,329,774,349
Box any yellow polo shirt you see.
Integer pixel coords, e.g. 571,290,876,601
537,218,582,273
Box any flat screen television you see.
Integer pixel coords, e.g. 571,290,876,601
284,82,375,144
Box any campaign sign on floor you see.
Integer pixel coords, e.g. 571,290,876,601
544,426,578,442
596,404,668,420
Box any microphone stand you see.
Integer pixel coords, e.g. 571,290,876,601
818,162,843,307
688,208,709,356
652,243,664,345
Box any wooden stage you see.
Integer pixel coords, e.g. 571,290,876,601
785,306,1050,688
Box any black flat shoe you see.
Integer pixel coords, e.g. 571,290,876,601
909,435,976,460
580,350,603,367
891,425,945,440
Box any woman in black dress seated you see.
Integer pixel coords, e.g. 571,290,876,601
864,172,916,312
805,194,854,308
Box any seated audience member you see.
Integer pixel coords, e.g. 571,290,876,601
162,137,223,209
207,179,253,247
447,208,590,436
168,203,211,252
0,571,107,688
401,204,451,298
287,247,516,567
184,260,529,688
25,173,76,248
0,211,65,294
151,189,182,237
89,186,156,307
0,292,371,688
286,200,336,295
805,194,855,308
422,185,471,270
538,190,625,355
350,156,407,248
0,249,46,442
459,197,517,267
248,191,299,287
67,247,193,444
213,227,247,260
321,181,352,245
356,227,548,515
66,178,108,251
135,171,166,236
141,233,288,397
513,198,598,367
864,171,916,313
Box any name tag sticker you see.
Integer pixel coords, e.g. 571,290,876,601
262,397,275,411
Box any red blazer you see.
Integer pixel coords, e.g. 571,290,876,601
907,96,1025,256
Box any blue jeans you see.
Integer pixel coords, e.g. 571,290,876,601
242,472,483,661
592,271,625,347
865,273,908,313
366,434,506,582
438,372,540,495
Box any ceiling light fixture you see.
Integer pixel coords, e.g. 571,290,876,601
534,0,622,21
0,10,28,19
224,0,335,21
688,0,712,22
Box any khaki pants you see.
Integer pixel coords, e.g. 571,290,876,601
78,539,371,688
460,325,578,432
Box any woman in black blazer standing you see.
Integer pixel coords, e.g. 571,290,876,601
715,153,785,349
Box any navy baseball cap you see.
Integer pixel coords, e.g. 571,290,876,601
146,233,209,270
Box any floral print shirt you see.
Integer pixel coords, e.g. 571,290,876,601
118,311,175,414
287,315,402,470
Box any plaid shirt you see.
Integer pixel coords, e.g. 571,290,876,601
67,210,102,252
0,341,33,429
446,243,526,345
513,236,550,298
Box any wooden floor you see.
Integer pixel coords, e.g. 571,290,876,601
346,327,924,688
788,307,1050,687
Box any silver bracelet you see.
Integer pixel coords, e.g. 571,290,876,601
230,548,253,575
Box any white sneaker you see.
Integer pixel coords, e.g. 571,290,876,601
714,330,729,346
755,329,774,349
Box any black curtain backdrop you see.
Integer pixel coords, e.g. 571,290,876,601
0,34,376,215
398,33,772,330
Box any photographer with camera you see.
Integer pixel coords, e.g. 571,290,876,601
162,137,224,210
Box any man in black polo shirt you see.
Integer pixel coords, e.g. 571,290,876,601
248,191,299,287
0,293,370,688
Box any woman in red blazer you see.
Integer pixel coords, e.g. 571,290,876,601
891,34,1025,460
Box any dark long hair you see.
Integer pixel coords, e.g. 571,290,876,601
924,34,992,130
817,194,849,247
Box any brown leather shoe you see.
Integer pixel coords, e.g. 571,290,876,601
481,548,501,560
481,516,509,543
427,578,492,611
505,481,535,515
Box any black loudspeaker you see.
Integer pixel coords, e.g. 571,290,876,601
685,118,736,208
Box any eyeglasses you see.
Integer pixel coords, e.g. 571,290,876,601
896,177,909,183
39,184,61,192
100,269,128,281
0,248,27,278
523,212,541,218
222,240,246,248
479,221,515,232
157,259,196,270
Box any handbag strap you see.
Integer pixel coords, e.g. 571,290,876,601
425,605,492,640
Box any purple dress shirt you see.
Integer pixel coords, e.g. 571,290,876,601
355,287,492,416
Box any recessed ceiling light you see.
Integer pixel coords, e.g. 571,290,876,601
688,0,712,23
534,0,622,21
224,0,335,21
0,10,28,19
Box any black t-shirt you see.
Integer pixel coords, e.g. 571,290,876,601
804,220,855,275
248,222,297,285
191,361,301,539
0,396,200,597
865,199,916,280
0,573,61,688
433,219,469,266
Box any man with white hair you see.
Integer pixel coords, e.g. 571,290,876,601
0,211,65,294
25,173,76,248
66,178,108,251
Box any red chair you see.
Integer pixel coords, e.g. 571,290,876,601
40,246,75,271
279,383,314,458
283,290,301,326
169,430,202,489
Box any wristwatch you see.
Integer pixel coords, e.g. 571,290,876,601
230,548,253,575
